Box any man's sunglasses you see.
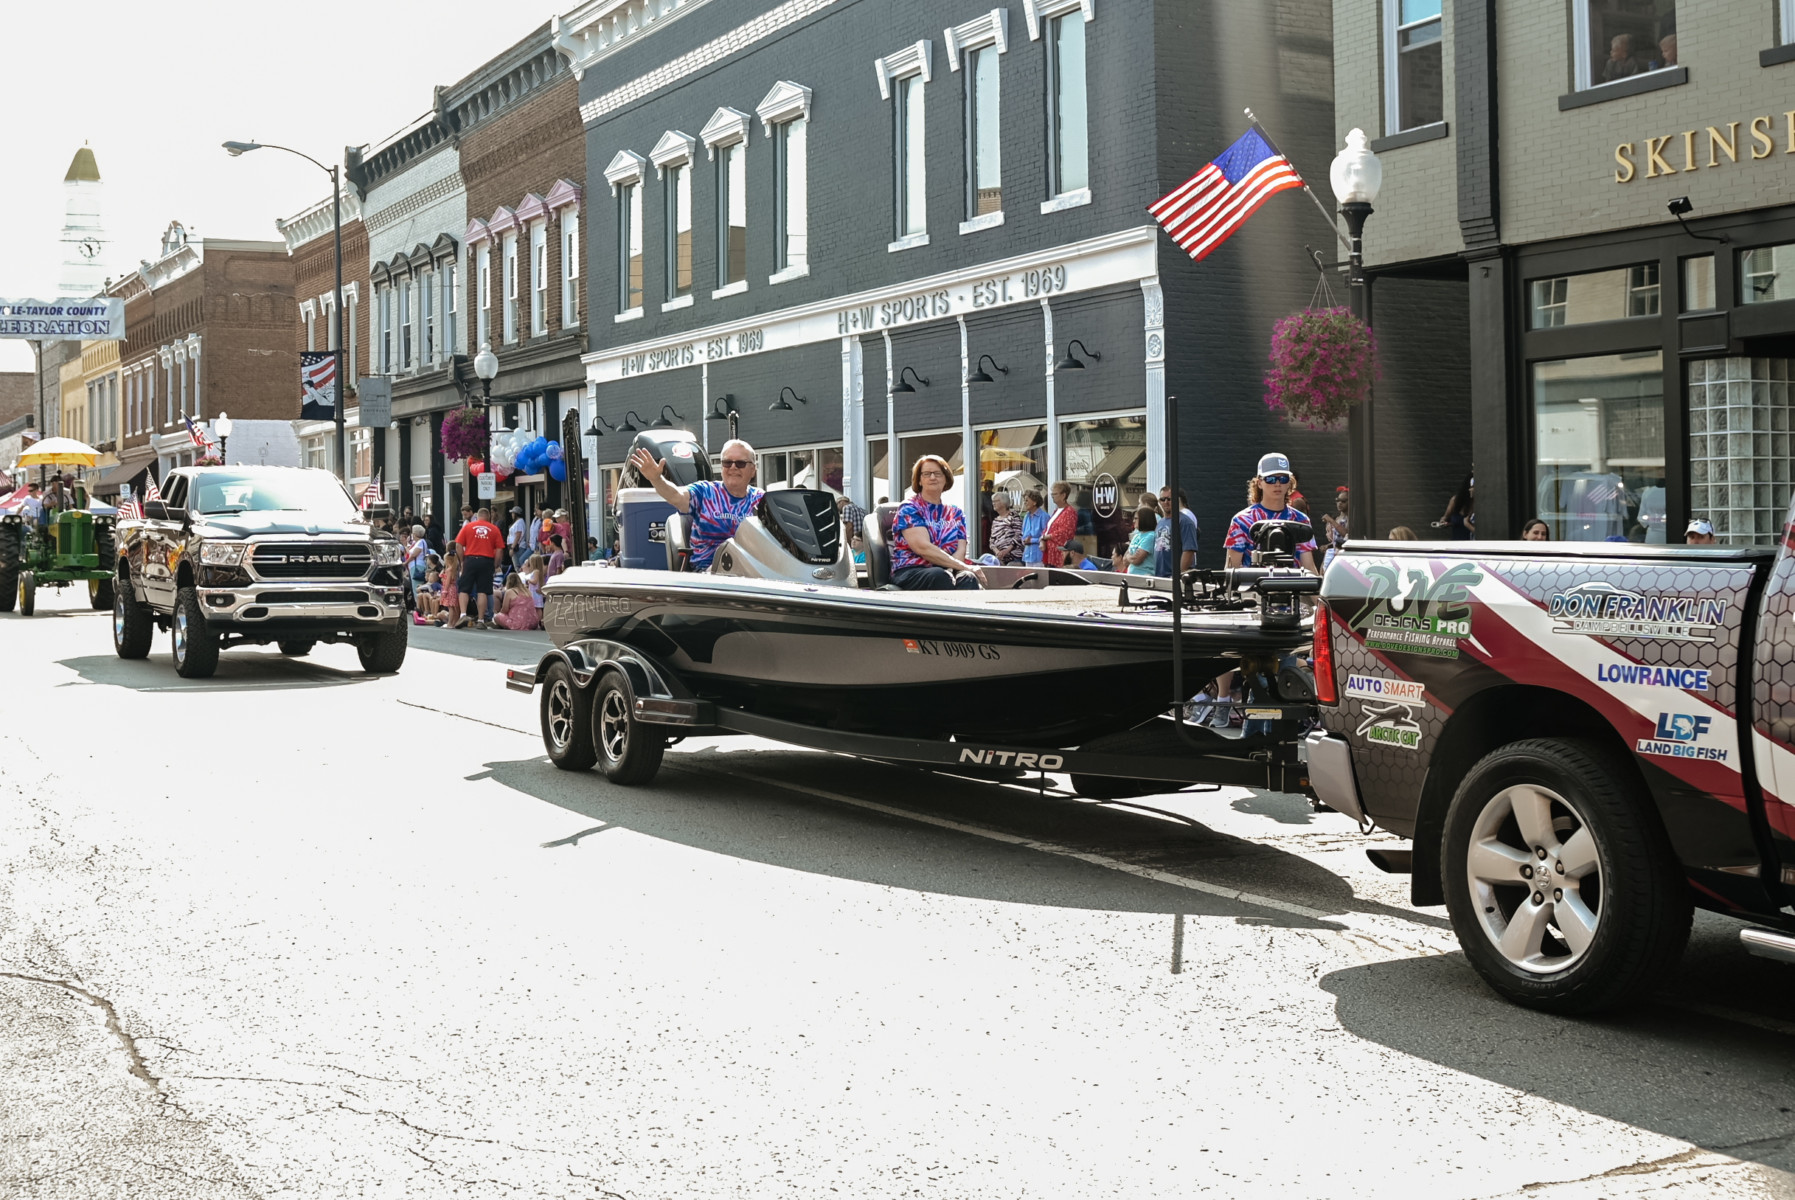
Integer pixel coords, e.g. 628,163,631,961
719,458,754,469
1261,473,1292,485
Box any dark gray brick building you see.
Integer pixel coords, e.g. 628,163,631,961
564,0,1342,559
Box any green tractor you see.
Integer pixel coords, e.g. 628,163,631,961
0,438,119,617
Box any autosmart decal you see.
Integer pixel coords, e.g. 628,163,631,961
1547,582,1726,642
1343,673,1428,705
1637,712,1730,763
1349,561,1483,659
1594,662,1711,691
1356,700,1422,751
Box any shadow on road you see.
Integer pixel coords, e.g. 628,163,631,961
56,653,381,693
479,742,1424,932
1323,945,1795,1175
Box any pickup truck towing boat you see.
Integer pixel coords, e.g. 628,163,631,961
1309,512,1795,1012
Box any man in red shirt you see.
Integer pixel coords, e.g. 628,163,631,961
453,506,504,628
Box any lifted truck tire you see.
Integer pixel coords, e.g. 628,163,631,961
0,524,18,614
171,585,220,679
89,576,114,610
355,621,407,674
1442,737,1691,1015
278,639,315,657
592,672,665,785
113,577,152,659
540,659,597,771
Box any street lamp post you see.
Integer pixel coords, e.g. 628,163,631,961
223,140,347,486
474,343,499,506
1329,128,1383,540
214,411,233,464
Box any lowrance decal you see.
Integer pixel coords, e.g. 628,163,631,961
1343,673,1428,705
1637,712,1729,763
1548,582,1725,642
1595,662,1711,691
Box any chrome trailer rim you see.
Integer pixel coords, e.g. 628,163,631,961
599,689,630,762
546,677,577,752
1466,783,1603,975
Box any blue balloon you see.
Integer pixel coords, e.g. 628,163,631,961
530,436,548,454
546,441,564,461
548,459,567,482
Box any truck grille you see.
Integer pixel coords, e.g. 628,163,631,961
250,543,371,580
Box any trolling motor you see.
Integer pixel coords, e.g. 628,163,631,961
1118,518,1321,631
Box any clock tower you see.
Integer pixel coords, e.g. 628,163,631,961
58,144,108,298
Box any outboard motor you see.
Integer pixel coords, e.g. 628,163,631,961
709,489,855,586
615,429,713,570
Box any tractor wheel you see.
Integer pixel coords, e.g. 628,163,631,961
89,576,115,610
18,571,35,617
0,525,19,614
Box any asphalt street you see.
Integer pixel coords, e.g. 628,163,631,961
3,587,1793,1199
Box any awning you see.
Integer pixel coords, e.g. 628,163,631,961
89,461,149,496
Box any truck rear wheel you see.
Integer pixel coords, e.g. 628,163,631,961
1443,738,1690,1014
540,660,597,771
18,571,35,617
592,672,664,785
356,621,407,673
171,585,220,678
113,577,152,659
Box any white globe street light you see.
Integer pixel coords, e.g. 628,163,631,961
214,412,233,463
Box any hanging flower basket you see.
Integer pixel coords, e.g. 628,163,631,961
195,453,224,467
441,407,487,462
1263,306,1380,430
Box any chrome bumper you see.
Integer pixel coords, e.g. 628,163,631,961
1304,730,1366,825
199,583,405,624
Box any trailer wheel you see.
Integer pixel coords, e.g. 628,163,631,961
540,661,597,771
1443,738,1690,1014
592,671,665,785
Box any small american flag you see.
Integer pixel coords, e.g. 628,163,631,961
1148,128,1304,263
144,476,162,503
360,473,382,510
183,413,212,450
119,496,142,519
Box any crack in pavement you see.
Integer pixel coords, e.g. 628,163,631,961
396,699,534,737
0,970,164,1099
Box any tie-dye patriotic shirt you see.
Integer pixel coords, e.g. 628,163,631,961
1224,504,1317,558
687,481,764,569
889,498,968,572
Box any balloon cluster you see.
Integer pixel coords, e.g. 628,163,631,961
482,431,569,482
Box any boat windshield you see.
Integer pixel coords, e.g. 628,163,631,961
190,470,360,518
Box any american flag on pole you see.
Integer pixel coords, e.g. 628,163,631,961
1148,127,1305,263
360,473,382,510
144,476,162,503
183,412,212,450
119,495,142,519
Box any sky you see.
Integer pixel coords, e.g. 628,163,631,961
0,0,555,374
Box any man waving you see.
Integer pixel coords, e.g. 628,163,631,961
628,439,764,571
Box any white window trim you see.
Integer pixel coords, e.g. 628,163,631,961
531,221,549,336
1784,0,1795,46
769,263,810,285
755,82,812,135
1040,187,1092,214
888,232,931,253
649,129,698,176
1023,0,1094,40
712,279,749,300
1382,0,1444,133
945,9,1009,65
874,40,933,100
1570,4,1677,92
614,307,645,323
959,211,1006,236
562,206,582,328
603,149,648,194
663,294,696,311
700,107,752,158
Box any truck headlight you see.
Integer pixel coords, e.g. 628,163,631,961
370,540,404,567
199,542,248,566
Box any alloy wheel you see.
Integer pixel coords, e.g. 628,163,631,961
547,678,577,752
599,689,630,762
1465,783,1603,974
173,607,187,664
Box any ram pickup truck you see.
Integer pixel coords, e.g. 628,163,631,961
112,465,408,679
1307,515,1795,1013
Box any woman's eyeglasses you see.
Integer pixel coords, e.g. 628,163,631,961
919,470,947,480
1261,473,1292,486
719,458,754,469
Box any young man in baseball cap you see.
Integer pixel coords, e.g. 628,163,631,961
1685,517,1716,545
1224,452,1319,574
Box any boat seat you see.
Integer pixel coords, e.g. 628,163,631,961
862,504,904,589
664,509,693,572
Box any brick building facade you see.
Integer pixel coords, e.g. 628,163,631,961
567,0,1342,559
279,192,371,482
104,221,297,493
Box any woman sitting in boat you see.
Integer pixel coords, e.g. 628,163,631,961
629,439,764,571
889,456,987,591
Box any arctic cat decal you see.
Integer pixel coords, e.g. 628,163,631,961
1349,560,1482,659
1355,699,1422,751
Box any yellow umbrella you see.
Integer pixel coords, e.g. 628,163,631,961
978,445,1038,466
17,436,100,467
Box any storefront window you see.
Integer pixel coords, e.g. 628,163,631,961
1681,255,1716,312
1528,266,1659,328
975,423,1047,548
1061,414,1148,560
1689,357,1795,545
1740,243,1795,304
777,445,845,494
1532,352,1665,542
867,439,894,504
899,431,965,508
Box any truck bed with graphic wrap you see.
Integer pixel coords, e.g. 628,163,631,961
1307,531,1795,1012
